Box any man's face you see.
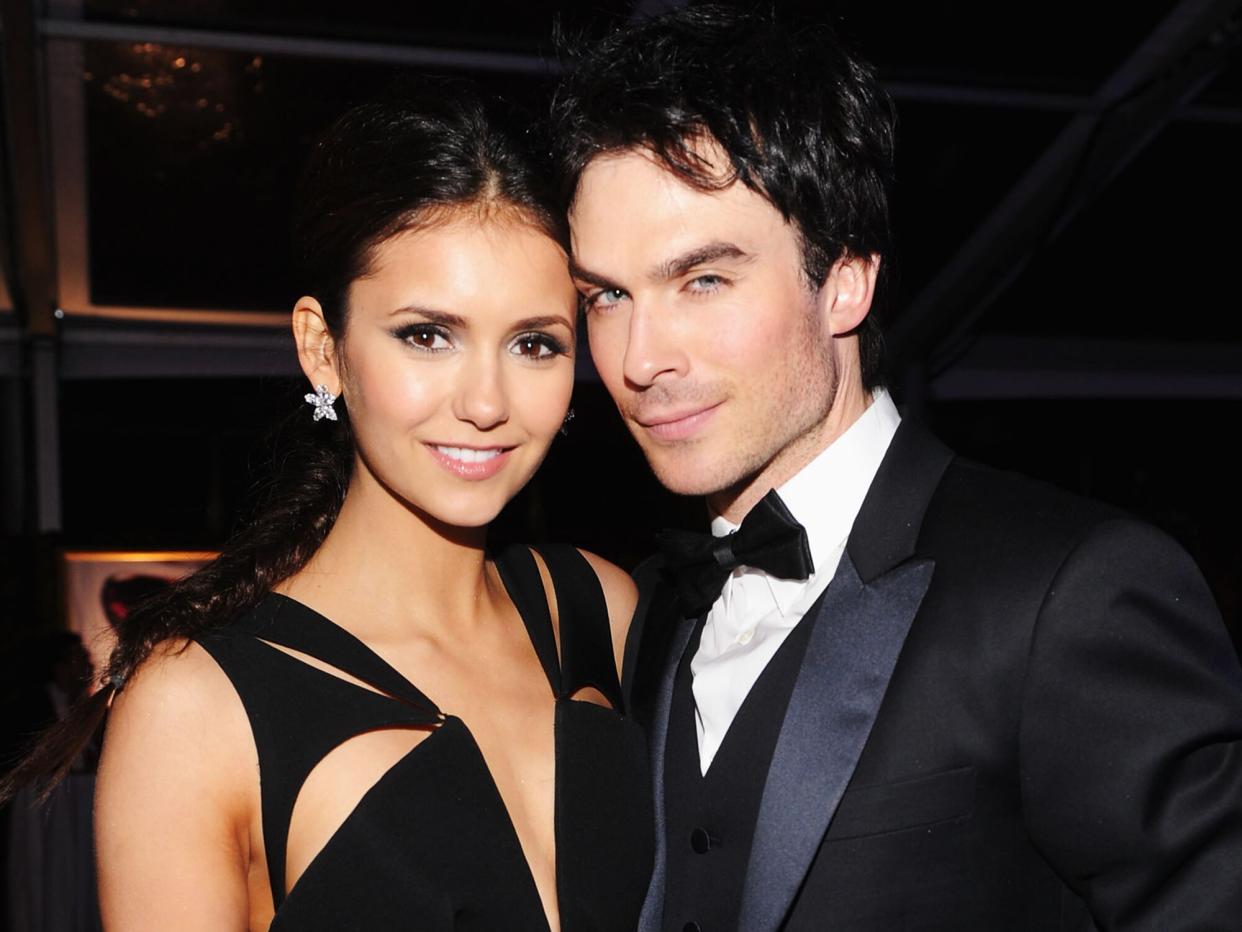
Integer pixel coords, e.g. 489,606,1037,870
570,147,864,516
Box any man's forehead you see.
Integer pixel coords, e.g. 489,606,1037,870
569,146,787,265
577,133,751,198
575,148,697,205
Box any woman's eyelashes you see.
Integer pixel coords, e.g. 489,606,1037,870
392,323,568,361
511,331,569,361
394,322,453,352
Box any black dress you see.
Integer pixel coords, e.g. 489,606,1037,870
196,544,653,931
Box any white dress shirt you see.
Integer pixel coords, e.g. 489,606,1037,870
690,390,902,773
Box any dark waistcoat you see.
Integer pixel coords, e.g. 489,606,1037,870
661,600,821,932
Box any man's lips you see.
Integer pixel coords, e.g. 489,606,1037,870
634,402,723,442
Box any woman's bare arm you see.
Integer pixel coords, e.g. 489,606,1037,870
95,640,258,931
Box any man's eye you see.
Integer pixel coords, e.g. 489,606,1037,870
585,288,628,311
687,274,725,293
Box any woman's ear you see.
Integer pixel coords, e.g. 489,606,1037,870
291,297,341,392
823,254,880,336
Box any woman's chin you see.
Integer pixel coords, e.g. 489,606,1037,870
407,492,513,534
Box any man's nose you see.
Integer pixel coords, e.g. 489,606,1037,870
621,301,688,388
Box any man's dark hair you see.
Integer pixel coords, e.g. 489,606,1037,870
550,4,896,390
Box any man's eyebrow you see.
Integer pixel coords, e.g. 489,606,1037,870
568,242,753,291
567,259,618,290
388,306,467,327
652,242,753,282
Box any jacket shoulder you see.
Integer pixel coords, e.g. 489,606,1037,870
924,455,1129,560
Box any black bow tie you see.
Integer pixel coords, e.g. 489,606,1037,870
656,490,814,617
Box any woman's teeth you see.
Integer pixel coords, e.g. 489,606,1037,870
433,446,504,463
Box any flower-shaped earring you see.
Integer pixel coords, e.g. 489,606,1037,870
305,384,339,422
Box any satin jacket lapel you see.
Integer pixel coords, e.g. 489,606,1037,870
738,421,954,932
737,552,934,932
636,589,698,932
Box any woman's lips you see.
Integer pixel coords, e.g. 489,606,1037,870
425,444,513,480
638,403,722,442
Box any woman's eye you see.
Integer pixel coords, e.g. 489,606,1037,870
512,333,565,360
398,325,451,351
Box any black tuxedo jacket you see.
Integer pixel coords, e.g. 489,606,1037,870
626,422,1242,931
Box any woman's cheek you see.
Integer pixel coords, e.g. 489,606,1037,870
358,359,444,430
524,367,574,442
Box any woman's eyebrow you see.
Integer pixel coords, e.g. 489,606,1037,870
388,307,572,332
388,306,468,327
513,315,574,331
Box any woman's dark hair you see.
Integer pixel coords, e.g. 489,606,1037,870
1,83,565,802
549,3,896,390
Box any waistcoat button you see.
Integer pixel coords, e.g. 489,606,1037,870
683,923,702,932
690,827,713,854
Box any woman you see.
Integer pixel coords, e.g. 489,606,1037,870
6,88,653,931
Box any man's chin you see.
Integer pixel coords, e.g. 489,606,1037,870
642,449,741,498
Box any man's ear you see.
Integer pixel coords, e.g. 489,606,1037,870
822,254,880,336
292,297,341,393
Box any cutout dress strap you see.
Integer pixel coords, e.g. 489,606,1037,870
494,545,563,696
197,613,441,909
535,545,624,710
237,594,442,716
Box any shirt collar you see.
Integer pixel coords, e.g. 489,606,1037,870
710,389,902,614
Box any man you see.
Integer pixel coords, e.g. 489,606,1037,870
552,6,1242,931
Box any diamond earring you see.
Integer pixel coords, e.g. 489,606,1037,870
560,407,575,437
305,384,339,422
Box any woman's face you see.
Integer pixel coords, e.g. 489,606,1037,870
308,212,576,529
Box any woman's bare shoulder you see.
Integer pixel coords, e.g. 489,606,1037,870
576,549,638,673
96,637,257,929
99,636,255,819
108,638,238,733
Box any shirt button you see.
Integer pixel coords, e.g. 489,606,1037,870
690,827,713,854
736,626,755,645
